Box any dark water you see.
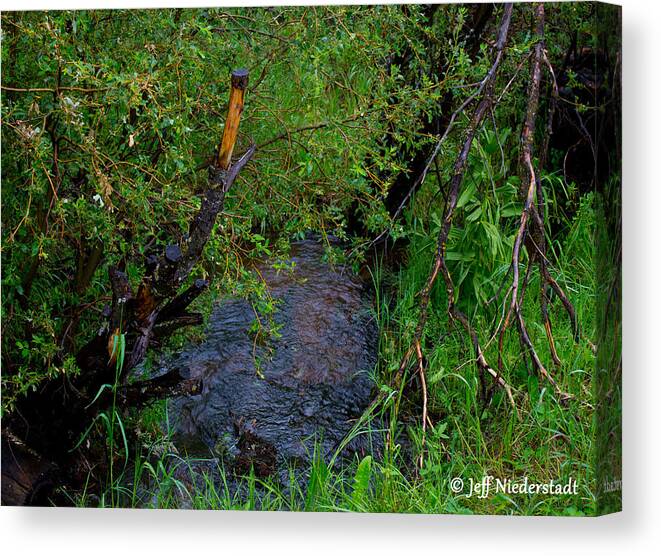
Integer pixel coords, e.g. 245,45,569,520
162,240,380,490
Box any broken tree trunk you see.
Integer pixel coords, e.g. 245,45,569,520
2,69,255,506
217,68,248,169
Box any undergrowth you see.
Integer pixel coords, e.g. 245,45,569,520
72,192,596,516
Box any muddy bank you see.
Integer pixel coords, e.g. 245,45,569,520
159,240,380,490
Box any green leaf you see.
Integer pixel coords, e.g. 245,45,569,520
466,205,482,222
352,455,372,506
456,181,477,209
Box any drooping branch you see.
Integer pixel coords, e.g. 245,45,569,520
498,2,548,377
381,4,495,220
362,5,498,250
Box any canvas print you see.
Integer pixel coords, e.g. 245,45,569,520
1,2,621,515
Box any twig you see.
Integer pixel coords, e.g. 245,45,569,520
1,85,109,94
256,110,372,150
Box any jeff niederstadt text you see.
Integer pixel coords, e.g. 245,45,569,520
456,476,579,498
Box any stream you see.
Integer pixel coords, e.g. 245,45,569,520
151,239,381,501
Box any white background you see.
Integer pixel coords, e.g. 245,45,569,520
1,0,659,554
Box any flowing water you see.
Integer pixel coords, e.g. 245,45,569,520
158,239,380,496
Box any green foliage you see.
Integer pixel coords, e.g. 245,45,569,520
441,127,521,307
1,5,472,408
2,4,617,514
351,455,373,508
